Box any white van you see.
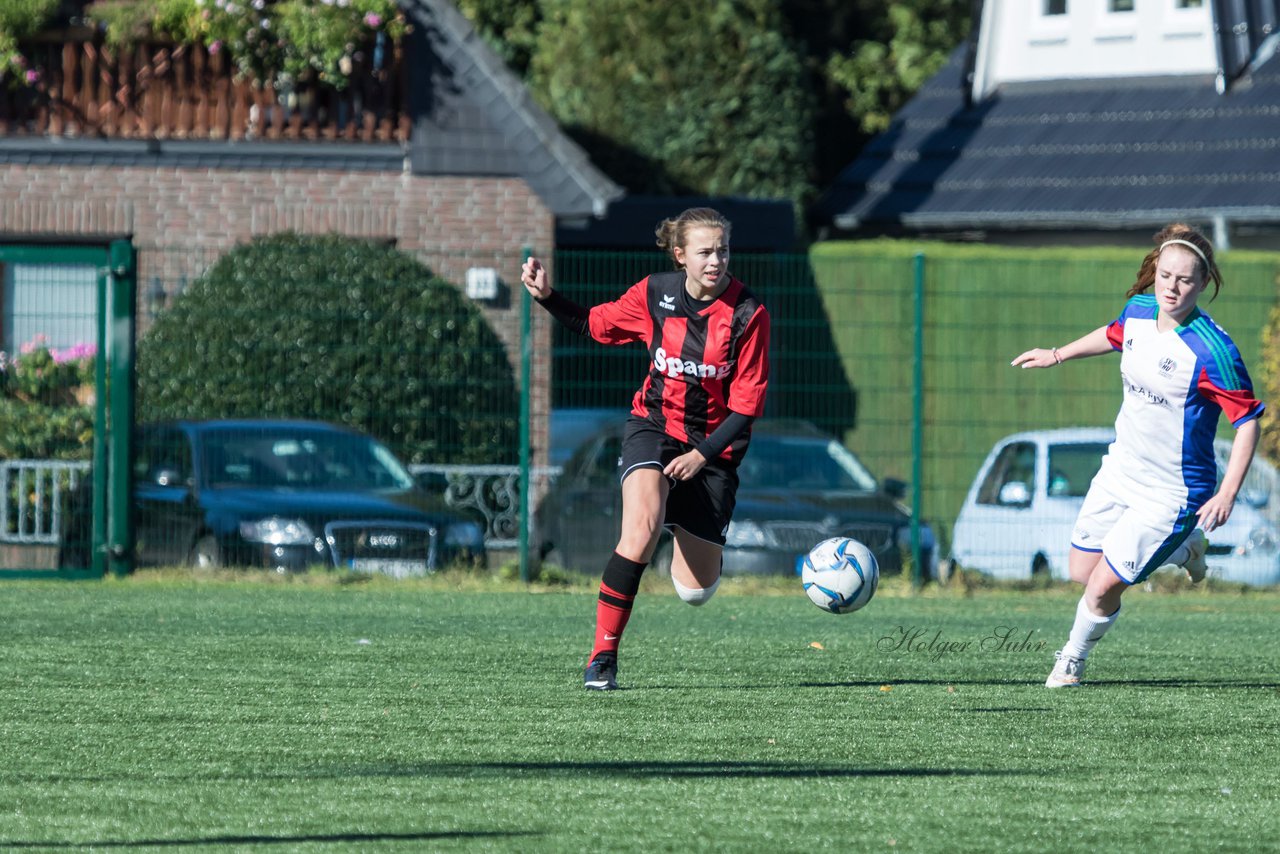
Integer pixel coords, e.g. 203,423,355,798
949,427,1280,586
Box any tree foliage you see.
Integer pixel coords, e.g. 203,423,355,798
826,0,971,135
137,234,519,464
453,0,540,77
528,0,816,211
452,0,973,219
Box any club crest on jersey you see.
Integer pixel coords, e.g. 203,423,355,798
653,347,732,380
659,294,677,311
1158,357,1177,376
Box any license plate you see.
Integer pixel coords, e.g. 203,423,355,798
351,558,428,578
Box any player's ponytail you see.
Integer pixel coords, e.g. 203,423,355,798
655,207,732,268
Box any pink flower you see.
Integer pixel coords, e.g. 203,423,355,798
24,69,39,84
364,12,382,27
209,40,223,55
51,343,96,364
20,335,47,355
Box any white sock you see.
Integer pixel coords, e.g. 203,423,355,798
1060,596,1120,660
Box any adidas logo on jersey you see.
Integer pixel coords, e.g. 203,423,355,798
653,346,732,380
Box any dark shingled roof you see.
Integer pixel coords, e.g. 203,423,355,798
0,0,624,221
403,0,623,218
818,46,1280,234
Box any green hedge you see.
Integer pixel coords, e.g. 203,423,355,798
137,233,519,464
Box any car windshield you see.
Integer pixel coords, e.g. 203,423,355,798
742,435,879,492
200,428,416,491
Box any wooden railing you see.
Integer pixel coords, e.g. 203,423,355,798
1,32,411,143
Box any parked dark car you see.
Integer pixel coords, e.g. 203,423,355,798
61,419,485,575
537,418,935,577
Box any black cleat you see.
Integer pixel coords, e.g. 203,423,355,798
583,652,619,691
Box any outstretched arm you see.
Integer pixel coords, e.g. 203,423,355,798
521,255,591,336
1198,417,1261,532
1011,325,1113,369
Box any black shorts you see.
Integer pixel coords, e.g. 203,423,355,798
618,417,739,547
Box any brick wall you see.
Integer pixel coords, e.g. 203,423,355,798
0,163,558,464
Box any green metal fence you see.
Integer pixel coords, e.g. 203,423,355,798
556,242,1280,579
7,236,1277,584
0,240,134,578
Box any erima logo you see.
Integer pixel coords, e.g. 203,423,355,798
653,347,733,380
660,294,677,311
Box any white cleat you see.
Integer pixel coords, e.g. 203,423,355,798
1045,649,1085,688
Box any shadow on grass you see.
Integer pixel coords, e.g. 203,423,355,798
0,830,534,849
792,678,1280,689
4,761,1023,787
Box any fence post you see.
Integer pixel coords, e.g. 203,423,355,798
107,239,136,577
911,251,925,588
518,246,533,583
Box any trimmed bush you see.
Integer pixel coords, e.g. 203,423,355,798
137,233,518,464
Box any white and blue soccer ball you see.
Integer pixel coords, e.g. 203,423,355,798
801,536,879,614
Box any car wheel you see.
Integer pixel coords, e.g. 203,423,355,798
191,535,222,570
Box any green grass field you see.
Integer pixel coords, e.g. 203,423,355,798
2,570,1277,852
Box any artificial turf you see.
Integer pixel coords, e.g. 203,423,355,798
1,570,1276,852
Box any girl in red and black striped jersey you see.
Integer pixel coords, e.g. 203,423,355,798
521,207,771,690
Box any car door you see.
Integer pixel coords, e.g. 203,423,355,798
952,439,1040,578
1039,440,1108,576
133,427,201,566
553,431,625,572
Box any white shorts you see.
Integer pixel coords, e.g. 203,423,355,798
1071,459,1198,584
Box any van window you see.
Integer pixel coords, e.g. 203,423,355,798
1047,443,1108,497
977,442,1035,506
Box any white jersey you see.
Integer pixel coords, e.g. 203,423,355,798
1102,295,1264,509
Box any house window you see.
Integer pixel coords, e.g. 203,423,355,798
1109,0,1136,10
1044,0,1068,14
2,264,97,353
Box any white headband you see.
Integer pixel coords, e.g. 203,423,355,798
1160,238,1209,267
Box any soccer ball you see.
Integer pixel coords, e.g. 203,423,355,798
801,536,879,614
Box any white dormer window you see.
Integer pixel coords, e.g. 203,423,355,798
971,0,1216,100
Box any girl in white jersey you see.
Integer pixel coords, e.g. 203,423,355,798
1012,224,1265,688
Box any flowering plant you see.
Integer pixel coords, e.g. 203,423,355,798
1,0,407,91
0,0,60,88
91,0,407,88
0,335,97,405
0,335,97,460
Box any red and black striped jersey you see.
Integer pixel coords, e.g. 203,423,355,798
588,271,770,463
